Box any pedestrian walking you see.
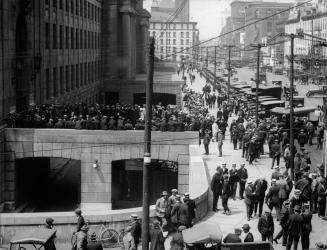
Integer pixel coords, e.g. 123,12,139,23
183,193,196,227
245,181,255,221
211,166,223,212
301,203,312,250
265,179,280,220
203,130,211,155
317,178,327,218
155,191,170,230
217,130,223,157
229,163,239,199
254,177,268,218
258,210,274,243
273,200,290,246
277,174,290,209
238,163,248,200
149,221,165,250
222,174,231,215
171,195,189,229
271,140,281,169
286,205,303,250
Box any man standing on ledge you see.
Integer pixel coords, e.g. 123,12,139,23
211,166,223,212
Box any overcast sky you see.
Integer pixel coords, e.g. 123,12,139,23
144,0,295,41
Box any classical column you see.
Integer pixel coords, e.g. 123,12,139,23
139,10,151,73
120,1,134,79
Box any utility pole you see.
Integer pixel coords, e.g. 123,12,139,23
225,45,235,102
251,43,266,126
214,46,217,85
142,36,155,250
206,47,209,81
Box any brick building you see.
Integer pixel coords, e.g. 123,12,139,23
0,0,150,123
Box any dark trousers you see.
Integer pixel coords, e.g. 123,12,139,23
222,197,229,212
318,198,326,217
232,139,237,149
246,203,254,220
254,198,264,217
261,234,273,243
275,226,288,246
230,182,237,199
301,230,310,250
271,155,280,168
239,181,246,199
286,234,300,250
242,146,248,158
213,192,220,210
249,153,255,164
204,144,209,154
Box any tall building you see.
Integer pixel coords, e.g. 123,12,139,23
284,0,327,81
149,0,199,62
244,1,291,63
0,0,150,123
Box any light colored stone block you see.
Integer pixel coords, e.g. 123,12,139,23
81,183,111,193
178,174,189,185
178,164,189,175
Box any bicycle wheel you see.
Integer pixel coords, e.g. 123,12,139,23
118,229,125,248
99,228,119,248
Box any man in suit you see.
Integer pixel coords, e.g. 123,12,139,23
271,139,281,169
183,193,196,228
245,181,256,221
254,177,268,218
171,195,189,229
221,162,229,175
301,203,312,250
238,163,248,200
210,166,223,212
222,174,231,215
317,178,327,218
223,228,242,243
258,210,274,243
286,205,303,250
229,163,239,200
274,200,290,246
242,224,254,242
265,179,281,220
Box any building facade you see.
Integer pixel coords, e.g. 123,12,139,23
284,0,327,81
0,0,150,123
149,21,199,62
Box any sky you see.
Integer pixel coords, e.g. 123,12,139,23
143,0,295,41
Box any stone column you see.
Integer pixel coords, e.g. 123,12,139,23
120,1,134,79
139,10,151,73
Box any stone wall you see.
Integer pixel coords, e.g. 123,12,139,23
0,143,209,249
2,129,198,211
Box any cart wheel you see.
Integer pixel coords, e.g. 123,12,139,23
99,228,119,248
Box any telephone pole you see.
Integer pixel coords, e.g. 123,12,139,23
214,46,217,85
142,36,155,250
225,45,235,102
250,43,266,126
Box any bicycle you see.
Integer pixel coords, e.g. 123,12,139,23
71,221,119,248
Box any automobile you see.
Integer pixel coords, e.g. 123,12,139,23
9,228,57,250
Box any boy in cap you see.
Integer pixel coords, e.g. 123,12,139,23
242,224,254,242
74,208,86,233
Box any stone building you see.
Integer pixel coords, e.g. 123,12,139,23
0,0,151,123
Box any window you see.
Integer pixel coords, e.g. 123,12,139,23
71,27,74,49
59,0,63,9
186,39,189,45
76,64,79,88
255,10,260,18
46,69,50,99
76,29,79,49
173,32,176,38
53,68,57,97
45,23,50,49
65,27,69,49
173,39,176,45
71,0,74,14
80,0,83,15
60,66,64,94
181,32,184,38
160,47,164,53
167,39,170,45
59,25,63,49
160,39,163,45
84,30,87,48
186,32,189,38
160,32,164,37
84,63,87,84
66,0,69,11
80,29,83,49
71,65,75,90
65,65,69,92
76,0,79,14
84,0,87,17
181,39,184,45
53,24,57,49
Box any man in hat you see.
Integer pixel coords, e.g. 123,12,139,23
258,210,274,243
274,200,290,246
295,172,312,204
203,130,211,155
242,224,254,242
168,189,178,209
265,179,280,220
76,224,89,250
221,162,229,175
311,173,319,213
229,163,239,200
75,208,86,233
286,205,303,250
222,174,231,215
301,203,312,250
254,177,268,218
87,232,103,250
171,195,189,229
183,193,196,227
317,178,327,218
238,163,248,200
149,220,165,250
271,166,280,180
129,214,142,248
45,217,55,229
217,130,223,157
223,228,242,243
298,129,307,148
170,226,186,250
155,191,170,230
245,181,255,221
290,189,303,214
211,166,223,212
271,140,281,169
